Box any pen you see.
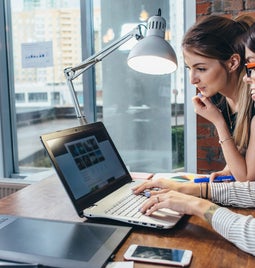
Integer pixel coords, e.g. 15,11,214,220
214,176,235,182
194,177,210,183
194,175,235,183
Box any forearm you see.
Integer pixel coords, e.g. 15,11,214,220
190,198,218,222
179,182,212,200
219,141,248,181
215,121,248,181
211,181,255,207
183,181,255,208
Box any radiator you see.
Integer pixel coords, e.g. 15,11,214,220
0,182,28,199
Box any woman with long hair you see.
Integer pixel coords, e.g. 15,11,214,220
183,15,255,181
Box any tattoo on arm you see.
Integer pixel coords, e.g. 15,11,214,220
204,204,220,225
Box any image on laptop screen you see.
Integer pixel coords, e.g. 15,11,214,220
46,125,128,200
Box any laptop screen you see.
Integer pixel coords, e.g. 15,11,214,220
41,122,132,216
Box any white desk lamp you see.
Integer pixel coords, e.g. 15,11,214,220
64,9,177,125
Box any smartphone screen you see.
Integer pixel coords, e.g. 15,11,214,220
131,246,185,262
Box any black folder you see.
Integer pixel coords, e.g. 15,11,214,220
0,215,131,268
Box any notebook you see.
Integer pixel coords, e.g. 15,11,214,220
0,214,131,268
40,122,183,229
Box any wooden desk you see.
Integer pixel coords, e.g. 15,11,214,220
0,175,254,268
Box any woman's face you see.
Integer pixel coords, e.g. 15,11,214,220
183,49,230,97
243,46,255,101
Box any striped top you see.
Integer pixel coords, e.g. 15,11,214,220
211,181,255,255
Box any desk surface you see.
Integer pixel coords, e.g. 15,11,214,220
0,174,254,268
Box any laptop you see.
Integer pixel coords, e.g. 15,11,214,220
40,122,183,229
0,214,131,268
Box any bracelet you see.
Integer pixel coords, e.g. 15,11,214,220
205,182,208,199
219,136,233,145
199,183,208,199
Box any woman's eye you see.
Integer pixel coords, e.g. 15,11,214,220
197,68,206,72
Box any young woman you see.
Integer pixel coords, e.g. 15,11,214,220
133,21,255,256
183,15,255,181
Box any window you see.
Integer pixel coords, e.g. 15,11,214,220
15,93,25,103
28,92,47,102
9,0,81,175
0,0,196,178
51,92,60,105
89,1,190,173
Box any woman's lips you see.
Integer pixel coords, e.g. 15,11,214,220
197,87,205,93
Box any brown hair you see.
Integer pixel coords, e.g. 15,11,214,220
182,14,255,153
182,15,248,73
236,19,255,153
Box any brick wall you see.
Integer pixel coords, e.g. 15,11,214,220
195,0,255,174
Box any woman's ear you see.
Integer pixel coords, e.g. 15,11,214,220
227,53,241,72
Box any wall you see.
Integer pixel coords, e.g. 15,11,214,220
195,0,255,174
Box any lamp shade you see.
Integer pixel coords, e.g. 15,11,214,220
127,10,177,75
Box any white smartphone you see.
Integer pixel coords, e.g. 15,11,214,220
124,244,192,267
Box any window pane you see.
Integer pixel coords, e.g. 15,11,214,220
94,1,184,172
11,1,81,174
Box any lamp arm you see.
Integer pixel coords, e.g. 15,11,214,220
65,77,87,125
65,25,144,80
64,24,144,125
69,32,133,80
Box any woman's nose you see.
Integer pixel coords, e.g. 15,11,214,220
190,73,199,85
243,72,255,84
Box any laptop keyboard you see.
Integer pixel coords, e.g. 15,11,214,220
105,193,147,218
